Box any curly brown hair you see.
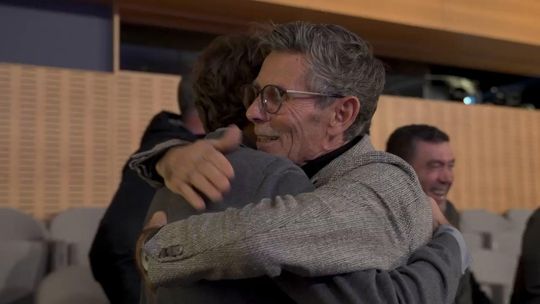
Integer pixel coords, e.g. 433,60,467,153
192,33,266,132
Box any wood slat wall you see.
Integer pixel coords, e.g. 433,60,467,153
0,63,179,219
371,96,540,213
0,63,538,219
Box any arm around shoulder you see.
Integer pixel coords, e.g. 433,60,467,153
281,225,466,304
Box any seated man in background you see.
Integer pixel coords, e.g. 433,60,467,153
511,207,540,304
386,125,459,226
88,77,204,304
386,124,491,304
135,22,469,303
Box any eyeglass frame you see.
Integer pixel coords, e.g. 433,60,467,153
242,84,345,114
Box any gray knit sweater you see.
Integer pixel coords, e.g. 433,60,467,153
144,136,432,286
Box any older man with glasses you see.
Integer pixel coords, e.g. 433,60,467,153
132,22,467,303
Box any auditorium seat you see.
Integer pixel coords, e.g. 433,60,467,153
462,232,484,250
491,231,522,257
470,249,519,304
36,208,108,304
461,209,513,234
459,209,531,304
48,208,105,268
504,208,533,234
0,208,48,304
36,265,107,304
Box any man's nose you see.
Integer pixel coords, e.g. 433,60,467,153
246,98,268,123
439,166,454,184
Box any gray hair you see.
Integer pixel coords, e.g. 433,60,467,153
259,21,385,140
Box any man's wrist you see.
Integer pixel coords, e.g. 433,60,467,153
155,154,167,179
136,228,161,271
130,139,189,185
155,144,185,180
435,224,472,274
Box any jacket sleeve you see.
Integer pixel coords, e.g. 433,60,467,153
511,208,540,304
128,128,228,188
89,164,157,304
143,163,431,287
129,139,190,188
278,226,466,304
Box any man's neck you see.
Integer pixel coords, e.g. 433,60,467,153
438,200,448,212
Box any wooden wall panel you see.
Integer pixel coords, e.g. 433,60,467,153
0,63,538,219
371,96,540,213
0,63,179,219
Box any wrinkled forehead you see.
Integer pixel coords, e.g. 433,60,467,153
255,51,309,90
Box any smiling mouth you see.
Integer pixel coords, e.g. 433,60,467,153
257,135,279,143
431,189,448,197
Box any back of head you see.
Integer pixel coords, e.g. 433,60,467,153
178,73,194,112
192,33,266,132
386,124,450,163
178,73,205,135
258,21,386,140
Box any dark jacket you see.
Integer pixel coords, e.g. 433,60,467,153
89,111,196,304
511,208,540,304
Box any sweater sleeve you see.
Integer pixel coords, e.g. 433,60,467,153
143,163,431,287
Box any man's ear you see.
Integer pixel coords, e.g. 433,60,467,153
328,96,360,136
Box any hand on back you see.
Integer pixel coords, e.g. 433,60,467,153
156,125,242,210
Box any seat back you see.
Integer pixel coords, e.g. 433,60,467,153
36,265,108,304
491,231,522,257
470,249,519,304
0,208,48,303
462,232,485,250
461,209,513,234
49,208,105,267
504,209,534,234
0,208,47,241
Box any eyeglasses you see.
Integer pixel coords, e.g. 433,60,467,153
242,84,344,114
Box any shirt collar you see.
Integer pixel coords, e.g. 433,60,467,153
301,135,363,178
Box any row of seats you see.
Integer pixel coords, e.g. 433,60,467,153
460,209,533,304
0,208,108,304
0,207,534,304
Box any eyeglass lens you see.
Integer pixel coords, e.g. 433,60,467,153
243,85,285,114
261,85,285,113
